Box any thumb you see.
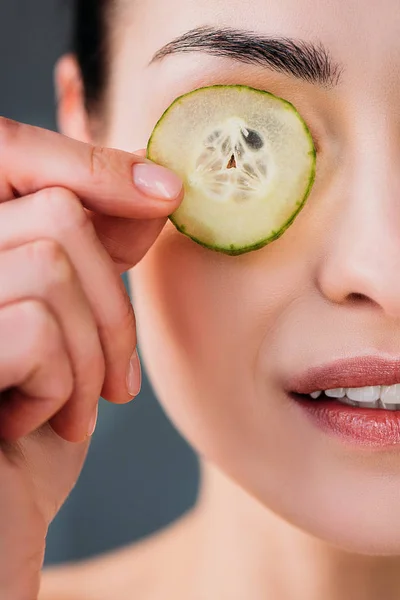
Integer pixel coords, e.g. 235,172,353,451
89,147,181,273
0,118,183,218
89,212,169,274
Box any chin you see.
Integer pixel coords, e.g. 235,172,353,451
301,514,400,556
252,480,400,556
199,439,400,557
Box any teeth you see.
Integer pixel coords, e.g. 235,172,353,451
381,384,400,405
325,388,346,398
336,396,359,407
346,386,381,403
308,384,400,410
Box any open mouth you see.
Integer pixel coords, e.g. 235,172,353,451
285,357,400,447
292,386,400,410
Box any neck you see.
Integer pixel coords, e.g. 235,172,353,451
188,462,400,600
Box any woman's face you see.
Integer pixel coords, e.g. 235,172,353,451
102,0,400,553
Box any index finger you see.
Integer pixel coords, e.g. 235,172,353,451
0,117,183,218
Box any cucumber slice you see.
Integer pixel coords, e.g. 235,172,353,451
147,85,316,256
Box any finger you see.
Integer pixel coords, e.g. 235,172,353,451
0,300,74,442
85,146,172,272
0,188,138,404
0,118,183,217
84,144,171,271
0,240,105,442
89,213,168,273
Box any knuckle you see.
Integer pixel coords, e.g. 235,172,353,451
35,187,89,234
45,366,74,408
99,285,137,357
27,239,74,290
82,345,106,395
89,144,109,182
16,300,58,357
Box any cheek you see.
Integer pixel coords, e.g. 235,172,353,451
130,227,400,556
133,224,256,425
130,222,301,461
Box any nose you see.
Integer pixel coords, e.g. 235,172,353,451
316,137,400,320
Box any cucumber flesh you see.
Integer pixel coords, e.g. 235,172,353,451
147,85,316,255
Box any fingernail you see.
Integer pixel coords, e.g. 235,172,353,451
133,163,183,200
88,404,98,437
127,349,142,398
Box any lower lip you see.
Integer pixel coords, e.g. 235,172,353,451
291,394,400,448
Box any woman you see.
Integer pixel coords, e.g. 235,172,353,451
0,0,400,597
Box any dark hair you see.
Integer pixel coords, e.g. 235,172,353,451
73,0,110,111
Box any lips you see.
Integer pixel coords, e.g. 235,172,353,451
285,356,400,395
295,396,400,447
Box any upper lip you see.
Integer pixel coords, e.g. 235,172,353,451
287,356,400,394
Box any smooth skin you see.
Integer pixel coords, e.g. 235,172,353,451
1,0,400,598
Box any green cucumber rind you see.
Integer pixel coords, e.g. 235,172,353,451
147,84,317,256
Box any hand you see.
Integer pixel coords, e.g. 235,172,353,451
0,117,183,599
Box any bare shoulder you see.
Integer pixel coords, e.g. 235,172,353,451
39,512,196,600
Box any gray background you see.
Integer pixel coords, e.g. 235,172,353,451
0,0,199,565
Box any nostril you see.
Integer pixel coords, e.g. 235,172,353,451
348,292,371,305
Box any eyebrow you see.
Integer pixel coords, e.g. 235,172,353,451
150,26,343,88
